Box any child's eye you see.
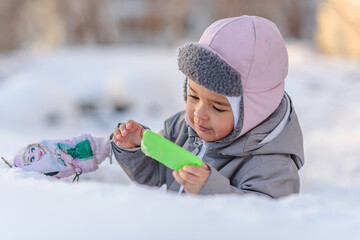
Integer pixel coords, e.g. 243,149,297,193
188,94,199,100
213,106,225,112
30,157,35,162
31,148,35,152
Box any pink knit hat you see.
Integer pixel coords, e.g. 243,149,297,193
178,16,288,140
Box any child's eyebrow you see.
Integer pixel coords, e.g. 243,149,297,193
189,86,197,93
212,100,230,106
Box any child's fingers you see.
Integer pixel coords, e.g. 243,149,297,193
201,162,209,170
126,120,141,132
112,132,120,145
173,171,196,190
126,120,143,136
112,126,128,144
113,124,127,138
174,170,206,194
178,169,198,185
113,128,120,138
125,120,134,130
113,138,123,146
119,123,128,137
183,164,210,178
112,120,144,148
172,170,186,185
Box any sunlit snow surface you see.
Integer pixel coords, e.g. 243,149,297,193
1,41,360,239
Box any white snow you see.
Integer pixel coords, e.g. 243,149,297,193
1,40,360,239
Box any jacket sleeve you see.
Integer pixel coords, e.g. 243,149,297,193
198,154,300,198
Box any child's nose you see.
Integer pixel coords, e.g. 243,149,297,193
194,104,209,120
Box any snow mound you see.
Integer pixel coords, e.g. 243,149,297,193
0,74,79,130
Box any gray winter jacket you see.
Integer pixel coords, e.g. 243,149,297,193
111,94,304,198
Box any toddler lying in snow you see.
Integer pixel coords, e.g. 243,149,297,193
13,134,110,180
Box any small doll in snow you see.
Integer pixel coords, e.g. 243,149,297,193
13,134,110,180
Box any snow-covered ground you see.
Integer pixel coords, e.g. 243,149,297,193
1,40,360,239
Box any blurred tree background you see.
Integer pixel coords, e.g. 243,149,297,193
0,0,359,57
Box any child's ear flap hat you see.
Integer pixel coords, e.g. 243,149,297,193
178,15,288,140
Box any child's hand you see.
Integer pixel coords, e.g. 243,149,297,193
112,120,145,149
172,162,210,194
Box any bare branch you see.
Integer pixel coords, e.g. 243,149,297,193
1,157,13,168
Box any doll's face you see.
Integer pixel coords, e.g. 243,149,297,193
186,80,234,142
24,145,45,164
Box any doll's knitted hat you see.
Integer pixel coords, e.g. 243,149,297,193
178,15,288,140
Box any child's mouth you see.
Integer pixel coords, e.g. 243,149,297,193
196,124,209,132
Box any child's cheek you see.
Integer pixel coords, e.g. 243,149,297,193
185,103,195,123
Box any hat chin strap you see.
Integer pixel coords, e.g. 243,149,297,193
226,96,241,129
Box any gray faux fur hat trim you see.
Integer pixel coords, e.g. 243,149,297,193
178,43,242,97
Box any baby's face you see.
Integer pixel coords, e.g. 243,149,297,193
186,80,234,142
24,146,45,164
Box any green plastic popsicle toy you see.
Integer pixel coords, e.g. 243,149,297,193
141,130,203,171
